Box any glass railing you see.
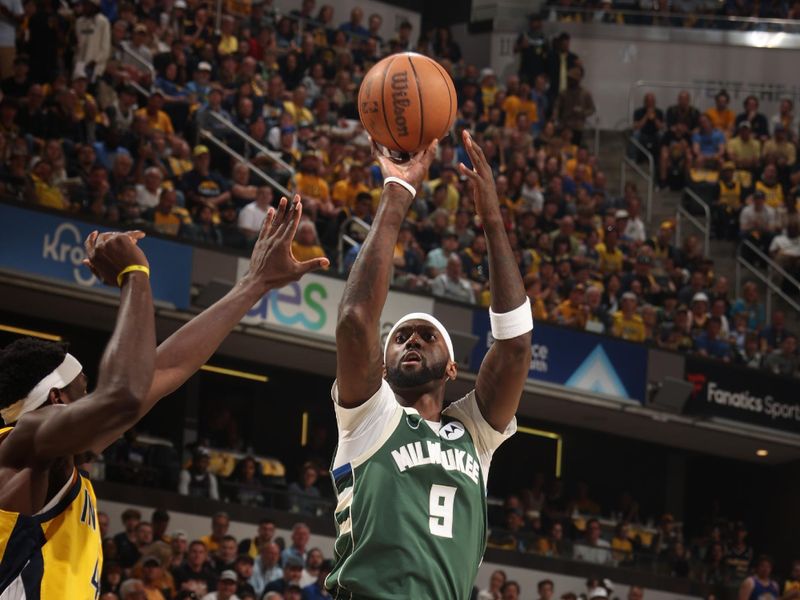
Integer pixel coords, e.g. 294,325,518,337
545,4,800,32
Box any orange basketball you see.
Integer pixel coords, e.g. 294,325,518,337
358,52,458,155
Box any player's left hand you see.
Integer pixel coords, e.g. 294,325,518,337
245,194,330,292
458,130,501,221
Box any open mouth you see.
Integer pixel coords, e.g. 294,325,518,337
401,351,422,365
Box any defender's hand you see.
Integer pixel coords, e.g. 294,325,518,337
83,230,149,287
246,195,330,292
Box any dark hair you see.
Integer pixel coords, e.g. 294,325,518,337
222,535,237,544
716,90,730,102
0,338,67,410
503,581,521,594
538,579,555,590
152,509,170,523
259,518,275,526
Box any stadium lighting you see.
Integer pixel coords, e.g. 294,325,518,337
755,449,769,457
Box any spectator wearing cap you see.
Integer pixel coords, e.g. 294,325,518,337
574,518,612,565
688,292,710,336
141,554,170,600
181,145,230,210
623,253,663,305
431,253,476,305
713,162,744,239
731,281,767,332
178,448,219,500
735,95,770,141
173,540,218,595
250,542,282,595
552,282,586,328
611,292,646,342
264,554,304,595
201,569,239,600
480,68,499,110
694,316,732,361
595,226,625,275
554,66,595,146
186,62,213,107
739,190,777,255
727,120,761,172
425,229,460,278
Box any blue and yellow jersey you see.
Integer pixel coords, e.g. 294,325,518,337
0,427,102,599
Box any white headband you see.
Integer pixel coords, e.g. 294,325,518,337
384,313,455,363
0,353,83,425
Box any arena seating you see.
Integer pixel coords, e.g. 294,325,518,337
4,0,800,598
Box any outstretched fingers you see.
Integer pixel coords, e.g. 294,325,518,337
462,130,490,179
257,206,277,243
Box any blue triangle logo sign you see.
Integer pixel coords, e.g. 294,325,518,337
564,345,630,399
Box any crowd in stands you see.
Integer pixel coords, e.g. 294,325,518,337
485,478,799,589
95,490,800,599
0,0,797,386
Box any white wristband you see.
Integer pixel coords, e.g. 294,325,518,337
383,176,416,199
490,298,534,340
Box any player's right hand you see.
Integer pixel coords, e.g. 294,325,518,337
83,230,150,287
373,137,438,192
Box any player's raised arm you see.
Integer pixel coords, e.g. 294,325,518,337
335,141,438,407
2,232,157,463
143,196,328,407
459,131,533,432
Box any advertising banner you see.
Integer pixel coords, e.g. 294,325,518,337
471,312,648,403
0,204,192,308
685,356,800,433
236,259,434,343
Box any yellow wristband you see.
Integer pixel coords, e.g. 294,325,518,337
116,265,150,287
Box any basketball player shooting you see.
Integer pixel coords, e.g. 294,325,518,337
328,130,533,599
0,197,326,599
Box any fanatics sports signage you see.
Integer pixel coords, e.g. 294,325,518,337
685,356,800,433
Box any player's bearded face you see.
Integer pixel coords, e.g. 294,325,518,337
386,355,448,388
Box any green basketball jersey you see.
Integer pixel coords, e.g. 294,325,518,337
326,390,493,600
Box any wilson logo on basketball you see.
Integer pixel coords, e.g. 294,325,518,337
390,71,410,137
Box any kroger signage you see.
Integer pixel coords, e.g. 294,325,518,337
0,204,192,309
236,258,434,342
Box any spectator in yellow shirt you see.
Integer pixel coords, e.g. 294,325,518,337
611,522,634,564
283,85,314,125
611,291,646,342
27,159,69,210
480,68,499,111
292,219,328,265
755,164,784,209
332,164,370,210
705,90,735,137
551,283,587,328
294,153,332,218
135,92,174,135
503,81,538,129
217,15,238,55
595,227,625,275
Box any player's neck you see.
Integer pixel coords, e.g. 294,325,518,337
396,390,445,422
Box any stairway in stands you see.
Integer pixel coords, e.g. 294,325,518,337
596,131,740,295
